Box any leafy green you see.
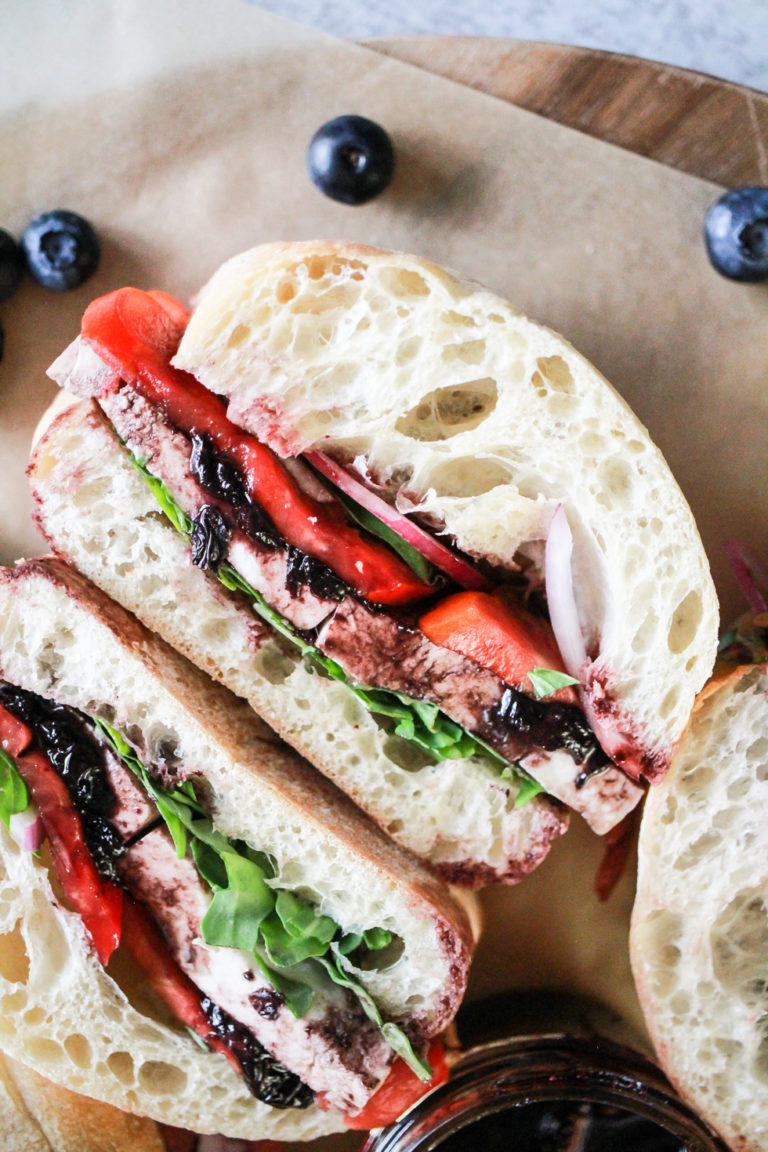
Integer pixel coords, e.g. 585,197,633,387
527,667,580,700
321,950,432,1082
0,747,29,830
95,718,430,1078
500,765,545,807
324,483,441,587
129,453,540,796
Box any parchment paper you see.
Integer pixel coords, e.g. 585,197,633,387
2,2,765,1145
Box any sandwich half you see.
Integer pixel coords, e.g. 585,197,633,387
32,242,719,883
631,621,768,1152
0,557,472,1139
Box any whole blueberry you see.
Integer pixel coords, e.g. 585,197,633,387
307,115,394,206
0,230,24,302
21,209,100,291
704,186,768,282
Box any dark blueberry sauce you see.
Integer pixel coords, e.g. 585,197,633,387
0,683,125,881
189,432,283,550
191,504,230,572
436,1100,685,1152
285,545,347,602
249,987,286,1019
188,431,350,601
487,687,610,777
200,996,313,1108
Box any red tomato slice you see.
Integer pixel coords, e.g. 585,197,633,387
80,288,432,606
0,703,33,758
419,591,578,704
11,744,123,965
121,896,241,1076
343,1041,448,1131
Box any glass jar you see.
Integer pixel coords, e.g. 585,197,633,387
362,993,728,1152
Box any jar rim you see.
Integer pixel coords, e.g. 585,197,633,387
362,1032,729,1152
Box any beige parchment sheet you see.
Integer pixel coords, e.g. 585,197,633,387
1,1,765,1144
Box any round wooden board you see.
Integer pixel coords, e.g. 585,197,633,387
367,37,768,187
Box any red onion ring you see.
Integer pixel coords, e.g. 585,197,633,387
544,504,587,678
9,804,44,853
305,451,491,591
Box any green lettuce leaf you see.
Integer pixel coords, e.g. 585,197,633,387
320,950,432,1082
527,667,580,699
95,718,427,1074
0,747,29,830
128,453,540,798
323,482,442,587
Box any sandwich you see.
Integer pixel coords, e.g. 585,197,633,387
30,241,719,885
0,556,472,1139
631,613,768,1152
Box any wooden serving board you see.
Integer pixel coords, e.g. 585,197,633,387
369,36,768,187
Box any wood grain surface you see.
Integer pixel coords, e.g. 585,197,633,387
369,37,768,188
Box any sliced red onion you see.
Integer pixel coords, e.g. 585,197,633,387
46,336,119,399
724,538,768,614
305,450,491,591
545,504,587,678
9,804,44,853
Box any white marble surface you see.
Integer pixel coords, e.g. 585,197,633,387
252,0,767,93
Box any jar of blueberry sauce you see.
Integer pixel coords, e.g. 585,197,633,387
362,994,728,1152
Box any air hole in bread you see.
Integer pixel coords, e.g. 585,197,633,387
226,323,251,348
0,925,30,985
64,1033,93,1069
441,340,487,366
107,1051,135,1085
395,378,498,442
138,1060,188,1095
579,429,607,456
421,458,511,499
276,279,297,304
73,477,113,508
667,590,703,654
711,892,768,1005
754,1015,768,1083
597,457,633,509
659,684,680,720
395,337,421,366
379,268,429,299
253,644,297,686
382,734,433,772
23,1035,63,1065
536,355,574,393
441,310,477,330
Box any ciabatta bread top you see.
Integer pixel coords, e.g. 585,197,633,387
631,662,768,1152
0,557,473,1134
174,241,719,777
29,396,568,886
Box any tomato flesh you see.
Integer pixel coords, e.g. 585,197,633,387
419,590,578,704
121,896,240,1075
1,705,124,966
0,706,33,758
343,1041,448,1131
80,288,432,606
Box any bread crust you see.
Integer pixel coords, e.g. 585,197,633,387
0,557,472,1137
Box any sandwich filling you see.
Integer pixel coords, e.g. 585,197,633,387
0,683,433,1118
48,288,644,834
